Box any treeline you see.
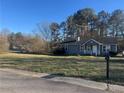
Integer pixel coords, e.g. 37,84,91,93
50,8,124,51
50,8,124,41
0,29,51,54
8,32,51,54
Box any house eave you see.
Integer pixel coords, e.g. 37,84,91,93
81,39,103,46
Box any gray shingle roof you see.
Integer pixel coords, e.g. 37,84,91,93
62,37,118,45
96,37,118,44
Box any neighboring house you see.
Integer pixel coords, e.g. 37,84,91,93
61,38,118,56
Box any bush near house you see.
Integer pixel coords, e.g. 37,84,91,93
109,51,118,57
53,47,65,55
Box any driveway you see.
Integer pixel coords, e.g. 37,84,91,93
0,70,109,93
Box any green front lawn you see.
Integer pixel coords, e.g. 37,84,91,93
0,53,124,85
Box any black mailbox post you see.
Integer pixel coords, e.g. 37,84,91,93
105,50,110,90
105,55,110,80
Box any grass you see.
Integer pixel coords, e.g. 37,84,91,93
0,52,124,85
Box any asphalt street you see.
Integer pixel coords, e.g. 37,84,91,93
0,70,109,93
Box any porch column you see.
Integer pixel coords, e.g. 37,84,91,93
98,44,101,55
84,45,86,54
115,44,118,52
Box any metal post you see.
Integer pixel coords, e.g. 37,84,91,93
106,59,110,90
105,50,110,91
106,59,109,80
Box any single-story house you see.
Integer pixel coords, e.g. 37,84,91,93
61,38,118,56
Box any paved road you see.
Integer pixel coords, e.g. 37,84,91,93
0,70,109,93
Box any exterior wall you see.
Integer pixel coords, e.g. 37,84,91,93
81,40,101,56
110,44,117,52
97,45,100,55
106,45,111,50
101,44,118,55
64,44,80,55
63,40,101,55
62,40,117,56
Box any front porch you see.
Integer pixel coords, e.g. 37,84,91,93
80,39,102,56
81,45,101,56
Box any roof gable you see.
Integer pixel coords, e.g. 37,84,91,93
82,39,102,46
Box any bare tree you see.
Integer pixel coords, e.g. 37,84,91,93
0,29,10,52
50,22,60,43
36,22,52,41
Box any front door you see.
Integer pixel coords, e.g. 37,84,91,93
86,45,92,55
93,45,97,56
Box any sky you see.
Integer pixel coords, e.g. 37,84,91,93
0,0,124,33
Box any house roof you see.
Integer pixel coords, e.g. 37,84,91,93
96,37,118,45
61,37,118,45
61,38,76,44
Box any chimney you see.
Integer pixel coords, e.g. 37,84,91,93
77,37,80,41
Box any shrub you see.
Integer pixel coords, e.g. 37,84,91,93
109,51,118,57
53,47,65,55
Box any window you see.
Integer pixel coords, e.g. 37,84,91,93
80,46,84,51
103,46,106,52
111,45,116,52
87,46,91,51
65,44,68,50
